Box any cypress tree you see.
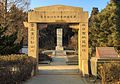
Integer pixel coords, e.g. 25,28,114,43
89,7,99,56
89,0,120,56
0,25,23,55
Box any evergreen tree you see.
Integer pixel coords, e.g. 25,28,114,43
89,0,120,56
7,5,28,45
89,7,99,56
0,1,28,45
0,2,26,55
0,25,23,55
89,7,99,27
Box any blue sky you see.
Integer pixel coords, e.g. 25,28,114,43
30,0,110,15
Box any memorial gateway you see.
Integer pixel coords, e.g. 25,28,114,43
24,5,89,76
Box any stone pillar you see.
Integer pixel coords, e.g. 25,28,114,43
24,22,39,74
28,23,39,74
56,28,64,50
78,28,81,71
78,23,89,76
28,23,39,60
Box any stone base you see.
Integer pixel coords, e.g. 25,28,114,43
79,59,89,76
55,46,64,51
55,50,66,56
52,50,66,56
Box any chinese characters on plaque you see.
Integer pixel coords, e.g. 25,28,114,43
81,24,87,54
30,23,35,53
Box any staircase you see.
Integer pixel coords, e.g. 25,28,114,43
38,56,79,75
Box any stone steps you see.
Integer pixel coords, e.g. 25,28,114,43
38,56,79,75
38,65,79,75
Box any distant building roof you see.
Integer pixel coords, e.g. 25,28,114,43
96,47,119,58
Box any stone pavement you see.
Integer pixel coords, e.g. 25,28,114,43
25,74,88,84
24,56,89,84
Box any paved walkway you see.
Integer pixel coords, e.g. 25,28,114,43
24,56,88,84
25,74,88,84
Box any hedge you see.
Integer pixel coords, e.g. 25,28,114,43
0,54,37,84
98,62,120,84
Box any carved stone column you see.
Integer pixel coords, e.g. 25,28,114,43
28,23,39,60
78,23,89,76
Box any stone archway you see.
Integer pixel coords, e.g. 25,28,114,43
24,5,89,76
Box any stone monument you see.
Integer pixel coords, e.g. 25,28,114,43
55,28,64,51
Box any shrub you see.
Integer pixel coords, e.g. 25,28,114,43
0,54,37,84
98,62,120,84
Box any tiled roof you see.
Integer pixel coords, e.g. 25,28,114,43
96,47,119,58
